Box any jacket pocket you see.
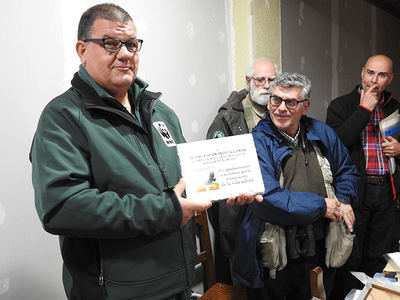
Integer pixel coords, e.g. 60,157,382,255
98,230,196,299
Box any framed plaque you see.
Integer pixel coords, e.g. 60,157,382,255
177,134,265,202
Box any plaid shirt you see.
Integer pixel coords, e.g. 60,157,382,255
242,94,266,132
361,94,389,175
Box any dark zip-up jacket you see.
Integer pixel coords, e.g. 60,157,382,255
205,89,249,257
326,85,400,202
206,89,249,138
30,68,195,300
204,89,250,284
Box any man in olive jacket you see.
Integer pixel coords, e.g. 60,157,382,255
30,4,215,300
206,58,277,284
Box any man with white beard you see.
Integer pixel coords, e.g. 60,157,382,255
207,58,277,139
206,57,277,284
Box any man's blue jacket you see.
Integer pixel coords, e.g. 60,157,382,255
232,114,359,288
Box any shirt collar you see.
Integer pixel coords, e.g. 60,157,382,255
77,64,149,108
278,125,301,146
245,94,267,119
78,64,115,99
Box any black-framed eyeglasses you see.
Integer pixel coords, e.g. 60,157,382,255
83,38,143,53
251,76,275,86
270,95,308,110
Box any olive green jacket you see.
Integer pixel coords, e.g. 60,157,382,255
30,67,195,300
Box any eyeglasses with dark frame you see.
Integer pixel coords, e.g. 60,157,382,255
269,95,308,110
83,38,143,53
251,76,276,86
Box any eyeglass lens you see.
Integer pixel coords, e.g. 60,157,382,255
270,96,299,109
103,38,142,52
252,77,266,85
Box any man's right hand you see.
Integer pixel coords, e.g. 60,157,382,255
173,179,211,227
360,84,379,111
324,198,342,221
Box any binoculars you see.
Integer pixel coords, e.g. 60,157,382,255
286,224,316,259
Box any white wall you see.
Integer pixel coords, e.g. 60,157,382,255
4,1,399,299
0,1,234,299
281,0,400,122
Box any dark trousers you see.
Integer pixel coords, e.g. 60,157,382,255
247,240,335,300
358,181,395,275
330,180,397,299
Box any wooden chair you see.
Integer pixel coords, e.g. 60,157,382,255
310,266,326,300
194,211,247,300
196,214,326,300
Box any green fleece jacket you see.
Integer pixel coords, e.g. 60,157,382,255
30,66,196,300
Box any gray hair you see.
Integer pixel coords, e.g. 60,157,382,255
245,57,279,77
270,72,311,100
78,3,133,40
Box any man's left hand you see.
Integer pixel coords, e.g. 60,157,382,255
338,203,355,232
226,194,263,206
382,136,400,157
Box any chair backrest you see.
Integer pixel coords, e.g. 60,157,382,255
310,266,326,300
195,211,217,291
194,211,247,300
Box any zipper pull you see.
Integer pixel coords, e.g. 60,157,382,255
99,272,104,286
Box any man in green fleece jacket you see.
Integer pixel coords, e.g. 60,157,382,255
30,3,261,300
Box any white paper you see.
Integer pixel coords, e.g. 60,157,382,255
379,109,400,174
345,289,362,300
351,271,400,300
384,252,400,271
177,134,265,202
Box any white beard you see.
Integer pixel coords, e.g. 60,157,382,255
249,82,270,106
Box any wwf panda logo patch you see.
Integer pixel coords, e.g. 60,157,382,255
153,121,176,147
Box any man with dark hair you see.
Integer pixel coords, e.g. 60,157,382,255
326,54,400,298
233,73,359,300
206,58,277,284
77,3,132,40
30,3,259,299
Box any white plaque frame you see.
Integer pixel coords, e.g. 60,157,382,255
177,134,265,202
